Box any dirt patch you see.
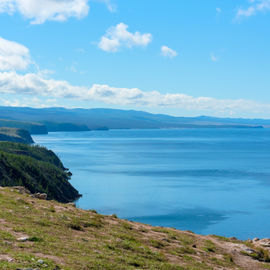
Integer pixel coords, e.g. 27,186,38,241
0,254,13,262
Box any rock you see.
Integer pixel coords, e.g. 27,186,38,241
67,202,76,207
0,255,13,262
17,236,30,242
253,237,260,242
242,248,256,254
13,186,31,195
16,268,39,270
33,193,47,200
258,239,270,247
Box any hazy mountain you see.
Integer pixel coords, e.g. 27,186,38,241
0,106,266,130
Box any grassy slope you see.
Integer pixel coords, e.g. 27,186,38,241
1,187,270,270
0,127,34,144
0,142,80,203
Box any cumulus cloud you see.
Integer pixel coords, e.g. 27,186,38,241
0,37,31,71
236,0,270,18
161,46,178,58
98,23,152,52
1,71,270,114
0,0,89,24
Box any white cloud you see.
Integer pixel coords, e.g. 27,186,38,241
98,23,152,52
0,0,15,14
97,0,116,12
0,0,89,24
0,37,31,71
0,96,58,108
236,0,270,18
1,71,270,115
161,46,178,59
210,53,218,62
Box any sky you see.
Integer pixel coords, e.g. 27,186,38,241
0,0,270,118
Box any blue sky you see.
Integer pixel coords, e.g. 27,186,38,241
0,0,270,118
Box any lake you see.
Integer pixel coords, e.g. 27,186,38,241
33,128,270,240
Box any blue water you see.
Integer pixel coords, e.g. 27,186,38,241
33,129,270,240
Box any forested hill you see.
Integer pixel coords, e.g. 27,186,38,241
0,119,47,134
0,141,80,203
0,118,90,134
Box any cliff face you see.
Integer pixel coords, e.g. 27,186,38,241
0,141,80,203
0,127,34,144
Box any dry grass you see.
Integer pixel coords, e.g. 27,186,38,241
0,187,269,270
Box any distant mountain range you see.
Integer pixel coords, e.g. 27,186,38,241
0,106,268,132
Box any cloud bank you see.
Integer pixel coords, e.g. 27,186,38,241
0,0,89,24
98,23,152,52
1,71,270,114
0,36,269,116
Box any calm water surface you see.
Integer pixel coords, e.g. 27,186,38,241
33,129,270,239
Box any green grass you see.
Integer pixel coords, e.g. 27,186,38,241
203,240,216,253
0,187,267,270
241,248,270,262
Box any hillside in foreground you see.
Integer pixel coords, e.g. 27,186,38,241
1,187,270,270
0,142,80,203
